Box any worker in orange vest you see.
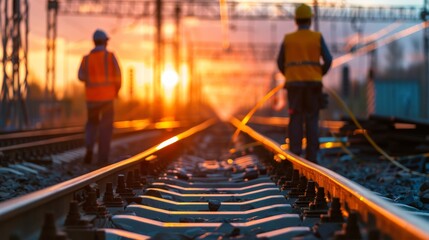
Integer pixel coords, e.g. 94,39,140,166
277,4,332,163
78,29,122,165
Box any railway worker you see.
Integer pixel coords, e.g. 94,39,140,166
276,3,332,163
78,29,122,165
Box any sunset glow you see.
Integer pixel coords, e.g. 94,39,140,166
161,68,179,89
19,0,429,125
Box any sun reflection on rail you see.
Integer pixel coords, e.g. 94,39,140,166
156,136,179,150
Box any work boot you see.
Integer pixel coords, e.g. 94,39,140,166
83,150,93,164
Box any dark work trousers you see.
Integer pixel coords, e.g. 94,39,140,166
286,82,322,163
85,101,114,163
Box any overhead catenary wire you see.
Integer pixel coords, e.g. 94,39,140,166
332,21,429,68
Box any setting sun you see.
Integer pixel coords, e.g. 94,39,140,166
161,68,179,89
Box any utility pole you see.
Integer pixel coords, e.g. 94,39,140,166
367,47,377,116
129,68,134,100
0,0,29,130
188,41,195,118
46,0,58,123
153,0,163,121
313,0,319,31
174,3,181,118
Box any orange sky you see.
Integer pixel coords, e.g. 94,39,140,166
29,3,261,99
28,0,284,120
26,0,427,119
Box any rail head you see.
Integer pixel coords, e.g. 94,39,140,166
229,117,429,240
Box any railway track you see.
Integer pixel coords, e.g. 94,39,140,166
0,119,184,164
0,120,188,202
1,118,429,239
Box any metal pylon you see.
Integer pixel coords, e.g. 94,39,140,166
45,0,58,124
0,0,29,130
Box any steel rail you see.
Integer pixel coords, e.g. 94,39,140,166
0,119,187,160
0,126,83,140
0,133,83,152
230,117,429,240
0,118,217,239
0,119,153,141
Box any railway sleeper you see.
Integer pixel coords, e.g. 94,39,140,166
40,153,368,240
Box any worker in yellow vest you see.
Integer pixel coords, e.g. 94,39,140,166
277,3,332,163
78,29,122,165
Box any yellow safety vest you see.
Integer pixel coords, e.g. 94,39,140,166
283,30,322,82
82,51,119,101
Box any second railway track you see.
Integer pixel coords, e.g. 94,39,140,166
1,118,429,240
0,120,188,202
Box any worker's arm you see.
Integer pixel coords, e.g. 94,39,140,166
78,56,88,82
112,54,122,95
320,36,332,75
276,42,285,76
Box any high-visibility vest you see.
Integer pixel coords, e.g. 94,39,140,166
283,30,322,82
83,50,119,101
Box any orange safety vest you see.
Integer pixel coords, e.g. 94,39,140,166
283,30,322,82
82,50,120,101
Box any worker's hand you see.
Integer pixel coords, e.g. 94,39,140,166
272,89,286,111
